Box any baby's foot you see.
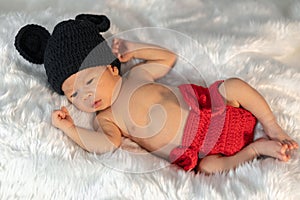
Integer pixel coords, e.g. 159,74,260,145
263,122,298,150
250,138,290,162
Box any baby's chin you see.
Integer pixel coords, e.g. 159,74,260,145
73,106,96,113
75,102,111,113
82,107,108,113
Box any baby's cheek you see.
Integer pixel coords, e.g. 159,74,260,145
72,101,84,111
65,97,73,104
80,104,95,113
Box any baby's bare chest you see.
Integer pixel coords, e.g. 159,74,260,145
113,82,188,148
99,81,190,157
128,83,180,125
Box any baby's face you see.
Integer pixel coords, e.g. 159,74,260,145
62,65,121,113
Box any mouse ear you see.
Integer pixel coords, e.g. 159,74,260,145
75,14,110,32
14,24,50,64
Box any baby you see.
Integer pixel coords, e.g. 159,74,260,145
15,14,298,174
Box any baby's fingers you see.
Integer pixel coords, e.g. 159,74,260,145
112,47,121,58
55,110,66,119
61,106,74,122
61,106,70,114
113,38,121,46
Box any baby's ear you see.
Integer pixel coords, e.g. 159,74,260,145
14,24,50,64
75,14,110,32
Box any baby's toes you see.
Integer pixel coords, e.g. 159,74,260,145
278,152,289,162
292,140,299,149
279,143,288,154
282,139,296,150
279,144,292,161
276,145,288,161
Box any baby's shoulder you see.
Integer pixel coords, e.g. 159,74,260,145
127,66,154,82
93,108,115,131
119,67,156,93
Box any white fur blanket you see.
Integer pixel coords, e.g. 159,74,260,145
1,0,300,199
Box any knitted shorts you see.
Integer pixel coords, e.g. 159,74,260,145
169,80,257,171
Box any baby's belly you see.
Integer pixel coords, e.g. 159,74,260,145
130,111,188,158
121,86,190,160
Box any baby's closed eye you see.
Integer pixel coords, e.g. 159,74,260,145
70,91,78,98
86,78,94,85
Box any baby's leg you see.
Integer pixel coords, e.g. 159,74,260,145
218,78,298,150
196,138,289,174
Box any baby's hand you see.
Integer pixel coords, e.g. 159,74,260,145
52,106,75,131
112,38,134,62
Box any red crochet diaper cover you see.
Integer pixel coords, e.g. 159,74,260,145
169,80,257,171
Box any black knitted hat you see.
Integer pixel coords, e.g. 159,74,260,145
14,14,121,95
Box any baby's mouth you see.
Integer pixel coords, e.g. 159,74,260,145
93,99,102,108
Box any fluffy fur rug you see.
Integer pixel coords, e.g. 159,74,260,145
1,0,300,199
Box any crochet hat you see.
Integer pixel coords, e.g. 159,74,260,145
14,14,121,95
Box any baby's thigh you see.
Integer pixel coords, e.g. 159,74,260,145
218,79,241,108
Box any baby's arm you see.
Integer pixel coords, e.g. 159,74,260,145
112,38,177,79
52,107,121,153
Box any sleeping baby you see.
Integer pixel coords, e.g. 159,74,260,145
14,14,298,174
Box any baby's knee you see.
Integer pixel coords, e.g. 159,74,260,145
225,77,246,87
196,155,223,174
196,158,211,174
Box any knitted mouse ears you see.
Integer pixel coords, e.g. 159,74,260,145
75,14,110,32
14,14,111,65
14,14,120,95
14,24,50,64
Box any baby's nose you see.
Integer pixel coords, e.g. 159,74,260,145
83,92,93,100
